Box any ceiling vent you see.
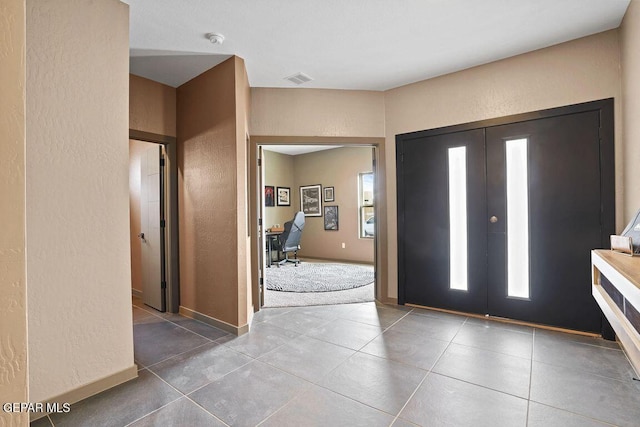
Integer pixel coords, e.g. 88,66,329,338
285,72,313,85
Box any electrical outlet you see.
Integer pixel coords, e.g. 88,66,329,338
341,242,346,249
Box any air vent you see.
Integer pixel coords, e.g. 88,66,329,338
284,72,313,85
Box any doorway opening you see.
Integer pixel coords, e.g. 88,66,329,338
259,144,376,308
248,137,386,312
128,130,180,313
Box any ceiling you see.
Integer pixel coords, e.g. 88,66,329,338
262,145,343,156
125,0,630,90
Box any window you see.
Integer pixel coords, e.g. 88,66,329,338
505,138,530,299
448,147,468,291
359,172,374,238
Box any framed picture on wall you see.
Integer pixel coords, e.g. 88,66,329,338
265,186,275,207
324,206,339,230
300,184,322,216
276,187,290,206
324,186,335,202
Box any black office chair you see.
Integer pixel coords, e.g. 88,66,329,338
277,211,305,266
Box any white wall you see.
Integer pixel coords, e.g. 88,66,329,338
384,30,623,299
0,0,28,424
26,0,134,402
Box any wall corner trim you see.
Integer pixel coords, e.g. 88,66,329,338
30,365,138,422
380,297,399,306
179,306,249,336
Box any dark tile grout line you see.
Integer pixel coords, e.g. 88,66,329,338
247,307,418,425
525,328,536,427
528,329,629,427
132,361,232,427
133,301,632,427
389,315,470,426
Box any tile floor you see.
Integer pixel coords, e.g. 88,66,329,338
33,298,640,427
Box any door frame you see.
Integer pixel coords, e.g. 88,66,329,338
249,135,387,312
396,98,615,307
130,129,180,313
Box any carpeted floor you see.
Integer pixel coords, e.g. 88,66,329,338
263,261,375,308
264,262,374,292
264,283,374,308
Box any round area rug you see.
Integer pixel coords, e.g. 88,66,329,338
264,262,374,293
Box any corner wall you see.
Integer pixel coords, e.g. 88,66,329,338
130,74,177,137
0,0,28,424
621,0,640,221
26,0,135,402
177,57,251,331
263,150,296,228
384,30,623,299
293,147,375,263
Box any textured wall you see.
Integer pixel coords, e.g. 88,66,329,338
129,139,158,294
293,147,375,263
0,0,28,425
251,88,385,137
621,0,640,222
250,89,387,300
384,30,623,299
177,57,242,326
130,74,177,137
234,56,252,326
26,0,134,402
263,150,296,228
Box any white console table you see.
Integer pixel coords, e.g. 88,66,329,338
592,249,640,375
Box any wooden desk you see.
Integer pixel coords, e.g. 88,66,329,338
592,249,640,374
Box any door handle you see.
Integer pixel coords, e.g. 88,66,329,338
138,232,146,242
490,216,498,223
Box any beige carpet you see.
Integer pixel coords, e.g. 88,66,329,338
264,283,374,308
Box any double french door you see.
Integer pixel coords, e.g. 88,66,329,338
396,100,614,332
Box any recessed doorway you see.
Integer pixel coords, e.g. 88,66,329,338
396,99,615,333
258,144,377,308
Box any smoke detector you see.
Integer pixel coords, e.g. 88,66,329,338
284,72,313,85
206,33,225,45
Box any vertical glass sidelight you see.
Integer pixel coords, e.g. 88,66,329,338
505,138,530,298
448,146,468,291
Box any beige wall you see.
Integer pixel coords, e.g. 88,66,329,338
234,56,252,326
129,139,157,294
293,147,375,263
26,0,135,402
0,0,28,424
263,150,296,228
250,88,388,299
251,88,386,137
130,74,177,137
384,30,623,299
621,0,640,221
177,57,251,330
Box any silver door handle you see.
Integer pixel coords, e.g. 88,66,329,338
490,216,498,223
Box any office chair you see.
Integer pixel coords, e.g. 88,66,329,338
277,211,305,266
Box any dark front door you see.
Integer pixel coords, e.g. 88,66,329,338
397,100,614,332
398,129,487,315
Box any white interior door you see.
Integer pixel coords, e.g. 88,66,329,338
140,145,165,311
